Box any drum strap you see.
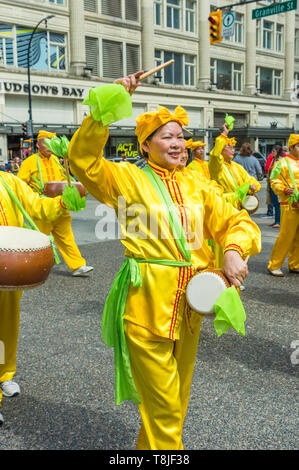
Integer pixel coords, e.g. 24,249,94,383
0,174,60,264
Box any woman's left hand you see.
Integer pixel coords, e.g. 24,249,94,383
223,250,248,287
250,184,257,192
114,71,144,95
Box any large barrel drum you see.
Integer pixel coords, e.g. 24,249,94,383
0,226,55,290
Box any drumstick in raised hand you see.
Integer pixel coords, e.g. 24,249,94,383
138,60,174,81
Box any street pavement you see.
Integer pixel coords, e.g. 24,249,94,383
0,181,298,450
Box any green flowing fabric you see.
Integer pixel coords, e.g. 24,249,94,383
83,84,133,126
142,165,191,263
225,113,235,131
285,159,299,205
213,286,246,337
0,174,60,264
36,153,44,191
224,165,249,204
101,257,192,405
61,185,86,212
234,182,250,205
270,160,282,180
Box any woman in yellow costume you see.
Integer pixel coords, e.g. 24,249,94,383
0,171,69,424
17,131,93,276
267,134,299,276
209,123,261,269
68,72,261,450
186,139,210,179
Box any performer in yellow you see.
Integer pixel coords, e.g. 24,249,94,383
68,72,261,450
17,130,93,276
268,134,299,276
186,139,210,178
209,123,261,269
0,171,68,420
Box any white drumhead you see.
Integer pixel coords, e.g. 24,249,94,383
186,271,228,314
0,226,51,251
243,195,258,211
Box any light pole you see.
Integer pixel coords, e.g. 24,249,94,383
27,15,55,148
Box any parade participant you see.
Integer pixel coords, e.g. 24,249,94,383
68,72,261,450
209,124,261,270
0,171,69,415
267,145,284,229
209,123,261,209
267,134,299,276
186,139,210,179
177,148,189,170
17,130,93,276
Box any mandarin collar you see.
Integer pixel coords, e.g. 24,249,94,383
148,161,179,179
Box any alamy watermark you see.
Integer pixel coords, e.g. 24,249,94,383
94,197,204,251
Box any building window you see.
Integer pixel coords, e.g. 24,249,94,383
49,0,65,4
0,23,67,72
84,0,97,12
85,36,99,75
185,0,195,33
262,20,273,49
125,0,138,21
102,40,140,78
276,24,283,52
211,59,243,92
256,66,282,96
273,69,282,96
155,49,195,86
234,13,244,43
49,32,66,71
101,0,121,18
0,25,14,66
154,0,162,25
166,0,181,29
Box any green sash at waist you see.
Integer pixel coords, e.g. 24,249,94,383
101,257,192,405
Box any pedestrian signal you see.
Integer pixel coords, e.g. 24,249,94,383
209,10,222,45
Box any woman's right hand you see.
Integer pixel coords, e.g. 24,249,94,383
114,71,144,96
222,123,229,136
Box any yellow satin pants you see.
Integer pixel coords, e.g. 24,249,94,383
35,211,85,272
124,313,203,450
268,206,299,271
0,291,23,408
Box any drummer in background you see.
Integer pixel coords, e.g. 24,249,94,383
267,134,299,276
209,123,261,270
17,130,93,276
0,171,69,411
68,71,261,450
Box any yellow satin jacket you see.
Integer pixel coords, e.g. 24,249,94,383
17,152,66,193
68,116,261,340
209,134,261,209
270,155,299,206
0,172,65,227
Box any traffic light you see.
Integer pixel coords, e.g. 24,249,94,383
22,122,27,137
209,10,222,45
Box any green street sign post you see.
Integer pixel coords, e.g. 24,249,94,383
252,0,297,19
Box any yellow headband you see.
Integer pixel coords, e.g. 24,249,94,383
37,130,57,141
288,134,299,149
136,105,189,154
185,139,207,151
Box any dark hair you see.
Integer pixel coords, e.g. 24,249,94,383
239,142,253,156
272,144,284,158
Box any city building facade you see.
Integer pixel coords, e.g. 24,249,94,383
0,0,298,162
